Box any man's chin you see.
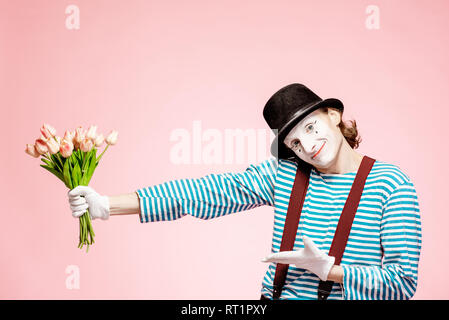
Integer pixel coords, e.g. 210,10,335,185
310,157,336,172
298,153,335,169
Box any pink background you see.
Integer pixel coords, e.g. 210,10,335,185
1,0,448,299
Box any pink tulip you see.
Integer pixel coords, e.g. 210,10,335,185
60,139,74,158
25,144,40,158
80,138,94,152
46,137,60,155
94,134,104,147
74,126,86,144
40,124,56,140
86,125,98,140
38,134,48,142
105,130,118,145
35,138,49,154
63,130,75,143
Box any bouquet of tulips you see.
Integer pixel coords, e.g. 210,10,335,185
25,124,118,252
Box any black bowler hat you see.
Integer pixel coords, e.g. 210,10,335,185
263,83,344,161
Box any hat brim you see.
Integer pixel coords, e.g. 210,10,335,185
270,98,344,160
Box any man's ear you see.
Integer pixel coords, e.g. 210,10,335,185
327,108,342,127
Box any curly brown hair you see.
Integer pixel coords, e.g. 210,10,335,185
323,107,361,149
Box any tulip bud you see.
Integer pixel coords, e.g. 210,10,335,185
74,126,86,144
63,130,75,143
46,137,60,155
60,139,74,158
80,138,94,152
39,134,49,142
25,144,40,158
94,134,104,147
86,125,98,140
105,130,118,145
40,123,56,140
35,138,49,154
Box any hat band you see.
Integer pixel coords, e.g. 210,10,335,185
279,100,322,133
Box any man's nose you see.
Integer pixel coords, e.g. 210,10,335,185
301,141,317,154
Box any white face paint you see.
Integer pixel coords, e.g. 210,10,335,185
283,108,344,170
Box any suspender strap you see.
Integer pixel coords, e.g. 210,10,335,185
272,163,311,300
317,156,376,300
271,156,375,300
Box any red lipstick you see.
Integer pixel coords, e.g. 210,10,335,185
312,141,326,159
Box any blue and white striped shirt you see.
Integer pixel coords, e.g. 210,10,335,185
136,157,422,300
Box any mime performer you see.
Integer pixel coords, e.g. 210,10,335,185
68,83,422,300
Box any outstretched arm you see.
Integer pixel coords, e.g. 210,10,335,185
108,192,141,216
136,158,278,223
68,158,278,222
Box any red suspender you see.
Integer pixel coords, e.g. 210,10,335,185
271,156,376,300
272,163,311,299
317,156,375,300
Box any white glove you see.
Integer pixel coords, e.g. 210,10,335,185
261,235,335,281
67,186,110,220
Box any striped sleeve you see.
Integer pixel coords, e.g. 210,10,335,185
341,179,422,299
135,157,278,223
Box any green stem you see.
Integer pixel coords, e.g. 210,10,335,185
75,196,96,252
80,215,85,245
86,213,95,237
57,153,65,168
84,214,88,241
97,144,110,163
78,217,83,249
81,150,85,169
52,153,63,172
83,215,87,242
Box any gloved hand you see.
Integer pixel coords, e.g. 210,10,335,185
67,186,110,220
261,235,335,281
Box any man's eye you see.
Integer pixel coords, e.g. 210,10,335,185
305,120,317,133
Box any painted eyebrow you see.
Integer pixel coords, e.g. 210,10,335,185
304,120,317,128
